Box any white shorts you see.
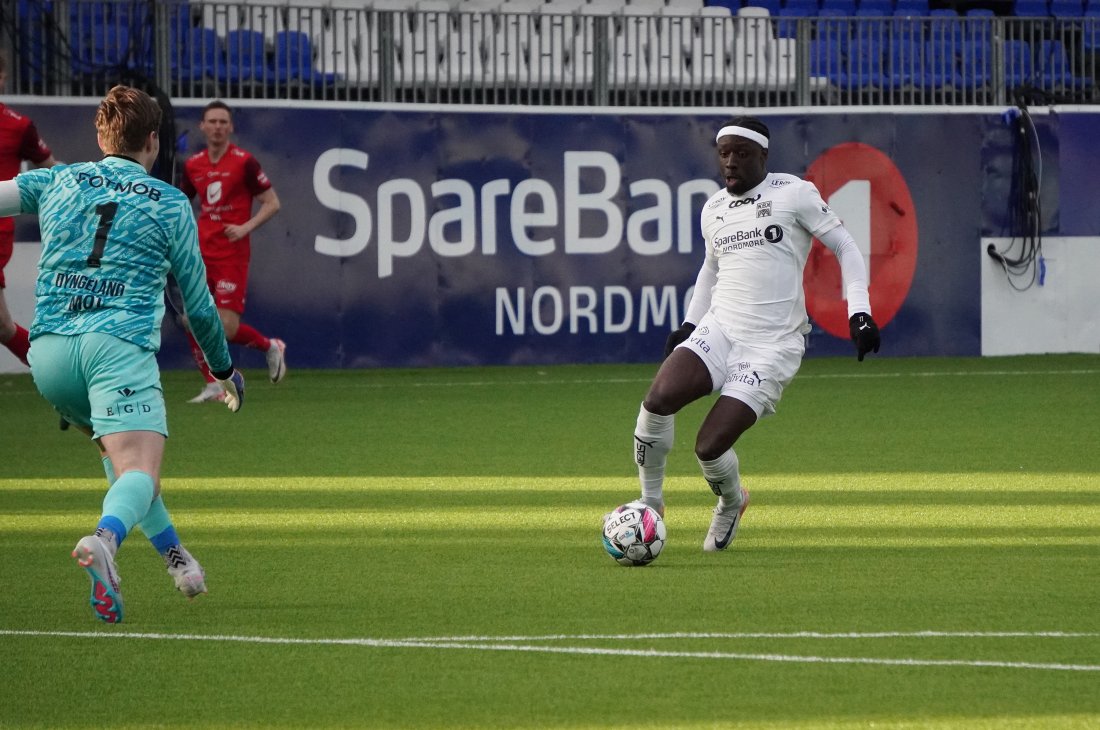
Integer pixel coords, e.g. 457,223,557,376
677,312,806,418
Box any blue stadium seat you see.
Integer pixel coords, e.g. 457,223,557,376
776,0,817,37
1003,39,1035,88
72,24,128,76
1049,0,1084,16
858,0,895,14
173,26,225,82
958,36,992,87
1012,0,1049,17
893,0,929,15
821,0,857,14
920,40,962,88
884,33,919,88
1038,38,1094,90
854,11,891,42
816,8,854,47
928,8,962,45
1085,8,1100,51
810,37,846,85
222,29,269,84
846,34,888,87
273,31,321,85
783,0,819,12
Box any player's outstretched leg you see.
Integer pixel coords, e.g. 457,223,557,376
265,337,286,384
72,535,123,623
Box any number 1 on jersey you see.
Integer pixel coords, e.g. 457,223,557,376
87,202,119,268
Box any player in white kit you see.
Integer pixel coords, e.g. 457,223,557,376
632,116,881,552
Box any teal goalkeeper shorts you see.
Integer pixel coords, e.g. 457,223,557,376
29,332,168,439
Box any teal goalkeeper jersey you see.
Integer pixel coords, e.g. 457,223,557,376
17,155,231,373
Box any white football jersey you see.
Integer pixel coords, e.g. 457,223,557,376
688,172,844,342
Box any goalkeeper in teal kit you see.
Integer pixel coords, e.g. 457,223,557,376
0,86,245,623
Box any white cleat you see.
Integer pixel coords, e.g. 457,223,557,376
166,545,207,599
266,338,287,384
72,535,124,623
188,381,225,403
702,487,750,552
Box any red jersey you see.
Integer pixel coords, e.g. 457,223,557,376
0,103,53,237
180,143,272,262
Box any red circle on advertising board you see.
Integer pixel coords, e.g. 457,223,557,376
803,143,918,338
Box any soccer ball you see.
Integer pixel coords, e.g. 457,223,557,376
602,501,666,566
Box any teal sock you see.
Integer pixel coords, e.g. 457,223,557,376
139,496,181,555
99,470,155,545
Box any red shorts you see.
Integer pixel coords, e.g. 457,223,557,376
0,231,12,289
205,258,249,314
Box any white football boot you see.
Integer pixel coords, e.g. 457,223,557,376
188,381,225,403
72,535,124,623
266,338,287,384
702,487,750,552
165,545,207,598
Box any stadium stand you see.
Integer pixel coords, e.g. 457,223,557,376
3,0,1098,106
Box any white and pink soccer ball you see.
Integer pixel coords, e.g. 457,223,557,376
602,501,666,566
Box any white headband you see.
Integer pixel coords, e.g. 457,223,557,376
715,125,769,148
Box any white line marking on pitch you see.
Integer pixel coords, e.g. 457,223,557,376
413,630,1100,641
2,629,1097,672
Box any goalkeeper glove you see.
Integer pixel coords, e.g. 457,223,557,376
215,369,246,412
664,322,696,358
849,313,881,362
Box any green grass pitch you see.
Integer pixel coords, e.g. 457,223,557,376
1,354,1098,729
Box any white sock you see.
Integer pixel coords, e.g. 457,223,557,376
698,450,743,511
634,404,675,506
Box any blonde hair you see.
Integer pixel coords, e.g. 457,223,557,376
95,85,161,155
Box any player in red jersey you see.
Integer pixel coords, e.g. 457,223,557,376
0,54,57,367
179,100,286,402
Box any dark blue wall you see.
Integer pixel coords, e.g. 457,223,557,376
14,103,1084,369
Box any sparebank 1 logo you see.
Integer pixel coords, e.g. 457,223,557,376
803,143,918,340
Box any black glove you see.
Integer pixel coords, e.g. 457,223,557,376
849,313,880,362
664,322,696,358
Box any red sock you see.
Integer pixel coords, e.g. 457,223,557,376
3,324,30,366
231,322,270,352
187,331,215,383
